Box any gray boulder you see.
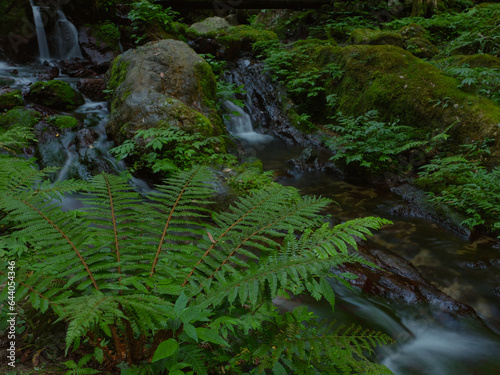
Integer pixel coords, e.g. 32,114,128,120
105,39,224,145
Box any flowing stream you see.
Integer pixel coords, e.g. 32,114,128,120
225,60,500,374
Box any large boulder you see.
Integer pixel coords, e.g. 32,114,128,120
334,45,500,162
26,80,84,110
105,39,224,145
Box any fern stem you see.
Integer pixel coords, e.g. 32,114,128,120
19,199,99,290
149,167,199,278
104,175,121,279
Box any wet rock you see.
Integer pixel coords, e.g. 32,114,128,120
77,78,106,101
286,147,335,172
105,39,224,145
35,66,60,81
338,246,479,317
225,59,323,147
78,25,120,72
26,80,84,110
33,121,66,170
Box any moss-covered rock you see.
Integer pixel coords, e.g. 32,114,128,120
348,29,404,48
0,107,41,129
215,26,278,59
105,39,225,145
398,23,428,40
437,54,500,69
47,115,80,129
405,37,439,59
0,89,23,112
334,44,500,161
26,80,84,110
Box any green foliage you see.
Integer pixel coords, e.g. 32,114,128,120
93,20,121,51
0,126,36,154
384,3,500,50
227,161,275,193
416,138,500,235
0,161,393,373
433,63,500,105
110,127,235,175
128,0,179,44
324,110,449,172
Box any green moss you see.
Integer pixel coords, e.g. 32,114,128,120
107,56,131,111
215,25,278,58
28,80,84,110
334,45,500,159
93,21,121,52
349,29,404,48
405,37,439,59
47,115,79,129
0,90,23,112
437,54,500,69
193,61,224,135
0,107,41,129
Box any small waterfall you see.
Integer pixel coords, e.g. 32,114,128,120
54,10,82,60
30,0,50,61
223,101,273,144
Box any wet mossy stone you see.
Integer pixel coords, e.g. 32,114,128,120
0,89,23,112
334,45,500,161
399,23,428,41
27,80,84,110
0,107,41,129
47,115,79,129
105,39,225,145
348,29,404,48
405,37,439,59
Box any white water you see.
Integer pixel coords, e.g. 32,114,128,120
223,101,273,144
54,10,82,60
29,0,50,61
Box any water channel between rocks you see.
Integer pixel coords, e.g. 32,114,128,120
3,55,500,374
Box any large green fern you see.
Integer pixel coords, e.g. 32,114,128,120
0,162,393,374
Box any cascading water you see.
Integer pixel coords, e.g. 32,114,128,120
29,1,82,61
29,0,50,61
223,100,273,144
54,10,82,59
